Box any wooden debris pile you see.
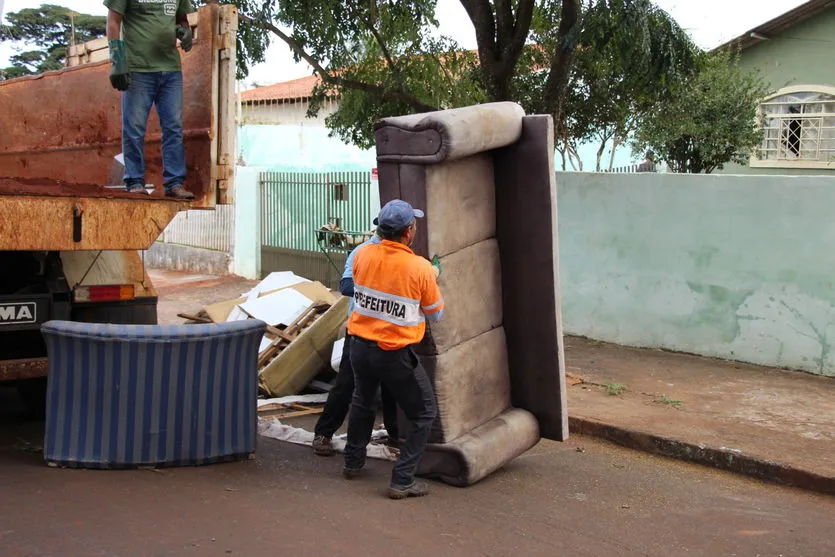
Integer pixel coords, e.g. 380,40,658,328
179,272,349,399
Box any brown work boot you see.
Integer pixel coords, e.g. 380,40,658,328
342,465,364,479
125,184,149,195
312,434,334,457
388,481,429,500
165,185,195,199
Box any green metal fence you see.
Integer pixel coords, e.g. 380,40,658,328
260,171,375,288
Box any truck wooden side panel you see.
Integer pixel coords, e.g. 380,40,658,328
0,3,237,207
0,180,183,251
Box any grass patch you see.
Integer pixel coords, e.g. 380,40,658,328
654,394,683,407
605,382,627,396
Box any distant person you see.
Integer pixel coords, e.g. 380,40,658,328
343,200,443,500
105,0,196,199
637,150,656,173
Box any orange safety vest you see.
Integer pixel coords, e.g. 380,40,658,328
347,240,444,350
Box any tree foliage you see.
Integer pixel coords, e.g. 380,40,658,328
558,0,699,169
632,52,769,173
217,0,699,151
0,4,106,79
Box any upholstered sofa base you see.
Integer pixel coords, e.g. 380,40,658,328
41,320,266,469
416,407,539,486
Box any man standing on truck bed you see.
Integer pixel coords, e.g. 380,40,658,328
105,0,196,200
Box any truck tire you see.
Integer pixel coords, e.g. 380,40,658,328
16,377,48,418
72,297,158,325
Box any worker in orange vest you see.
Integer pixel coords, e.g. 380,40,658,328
343,199,443,499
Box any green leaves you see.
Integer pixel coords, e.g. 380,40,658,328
632,51,770,173
220,0,721,165
1,3,106,79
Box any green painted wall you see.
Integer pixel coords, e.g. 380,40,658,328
719,6,835,175
557,172,835,376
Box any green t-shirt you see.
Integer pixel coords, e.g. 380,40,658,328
104,0,195,72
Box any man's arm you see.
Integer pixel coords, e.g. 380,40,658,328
340,237,378,297
107,9,122,40
176,0,195,51
419,262,444,323
106,8,130,91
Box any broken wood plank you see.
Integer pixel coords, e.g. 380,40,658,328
257,406,324,419
178,312,213,323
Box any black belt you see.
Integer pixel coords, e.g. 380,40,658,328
352,336,380,347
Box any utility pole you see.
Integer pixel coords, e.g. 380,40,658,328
68,10,77,46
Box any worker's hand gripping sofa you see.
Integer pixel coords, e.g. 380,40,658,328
374,102,569,486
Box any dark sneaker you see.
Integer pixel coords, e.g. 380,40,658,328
165,185,195,199
385,437,400,450
125,184,149,195
388,481,429,500
312,435,334,457
342,465,364,479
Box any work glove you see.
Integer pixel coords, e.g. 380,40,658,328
108,39,131,91
431,254,442,279
176,25,193,52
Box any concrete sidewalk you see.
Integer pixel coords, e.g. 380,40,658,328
151,269,835,495
565,336,835,495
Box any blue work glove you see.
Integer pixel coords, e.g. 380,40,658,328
176,25,193,52
431,254,442,278
108,39,131,91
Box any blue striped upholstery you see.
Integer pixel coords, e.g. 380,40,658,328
41,319,267,468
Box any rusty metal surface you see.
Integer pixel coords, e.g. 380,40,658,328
0,4,221,208
0,358,48,381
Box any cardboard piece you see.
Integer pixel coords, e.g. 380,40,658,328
204,281,337,324
239,289,314,327
205,296,247,323
244,271,310,299
259,297,350,397
226,306,249,322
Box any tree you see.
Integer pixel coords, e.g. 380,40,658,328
217,0,697,149
632,52,769,174
562,0,698,170
0,4,106,79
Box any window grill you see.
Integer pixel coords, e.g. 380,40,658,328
757,90,835,163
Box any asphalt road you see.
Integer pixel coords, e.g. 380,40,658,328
1,386,833,557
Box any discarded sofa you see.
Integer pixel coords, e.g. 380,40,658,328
374,102,568,486
41,319,266,468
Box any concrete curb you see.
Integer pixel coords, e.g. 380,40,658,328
568,416,835,496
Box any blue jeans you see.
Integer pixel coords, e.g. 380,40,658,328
121,71,186,191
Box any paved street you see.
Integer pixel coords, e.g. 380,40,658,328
1,391,833,557
1,269,832,556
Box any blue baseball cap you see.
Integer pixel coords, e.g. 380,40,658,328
373,199,425,233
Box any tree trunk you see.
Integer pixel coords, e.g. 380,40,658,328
460,0,535,102
596,140,606,172
608,135,621,171
541,0,582,129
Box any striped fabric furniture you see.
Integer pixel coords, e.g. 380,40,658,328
40,319,266,469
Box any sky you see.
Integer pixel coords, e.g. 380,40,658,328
0,0,809,88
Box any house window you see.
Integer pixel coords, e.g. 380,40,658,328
753,86,835,168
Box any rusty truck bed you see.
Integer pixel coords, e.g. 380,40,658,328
0,3,238,208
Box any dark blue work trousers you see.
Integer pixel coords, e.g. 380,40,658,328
344,337,437,488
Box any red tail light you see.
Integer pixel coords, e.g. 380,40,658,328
73,285,136,303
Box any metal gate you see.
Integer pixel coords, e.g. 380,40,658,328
260,171,375,289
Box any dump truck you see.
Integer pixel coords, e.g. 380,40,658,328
0,3,238,411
